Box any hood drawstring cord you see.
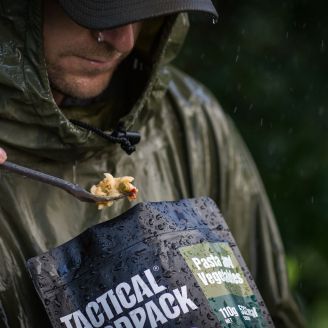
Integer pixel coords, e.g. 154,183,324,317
70,120,141,155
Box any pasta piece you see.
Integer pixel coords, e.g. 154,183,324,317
90,173,138,210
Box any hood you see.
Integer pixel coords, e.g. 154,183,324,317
0,0,190,161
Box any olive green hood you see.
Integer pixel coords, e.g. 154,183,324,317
0,0,189,161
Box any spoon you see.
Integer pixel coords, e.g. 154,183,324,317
0,161,131,203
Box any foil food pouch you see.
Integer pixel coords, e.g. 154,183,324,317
27,197,274,327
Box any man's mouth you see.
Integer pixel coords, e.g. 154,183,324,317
74,53,123,71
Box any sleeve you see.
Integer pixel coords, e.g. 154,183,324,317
167,66,306,327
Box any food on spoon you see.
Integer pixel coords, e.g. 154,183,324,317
90,173,138,210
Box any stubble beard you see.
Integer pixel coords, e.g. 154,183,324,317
48,65,113,101
46,45,122,101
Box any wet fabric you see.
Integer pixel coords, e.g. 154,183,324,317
27,197,274,328
0,0,304,327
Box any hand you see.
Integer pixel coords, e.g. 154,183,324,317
0,148,7,164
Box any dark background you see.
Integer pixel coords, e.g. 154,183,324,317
176,0,328,326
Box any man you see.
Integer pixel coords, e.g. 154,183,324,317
0,0,304,327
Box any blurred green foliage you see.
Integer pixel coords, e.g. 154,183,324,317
176,0,328,325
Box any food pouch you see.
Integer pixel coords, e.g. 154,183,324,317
27,197,274,327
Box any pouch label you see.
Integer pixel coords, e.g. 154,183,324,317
179,242,270,327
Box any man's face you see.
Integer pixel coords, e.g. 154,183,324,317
43,0,142,105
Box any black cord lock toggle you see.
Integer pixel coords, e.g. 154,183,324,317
110,124,141,155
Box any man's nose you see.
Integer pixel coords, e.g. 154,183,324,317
101,24,137,53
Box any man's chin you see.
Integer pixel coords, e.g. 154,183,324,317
65,86,108,100
51,74,113,102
